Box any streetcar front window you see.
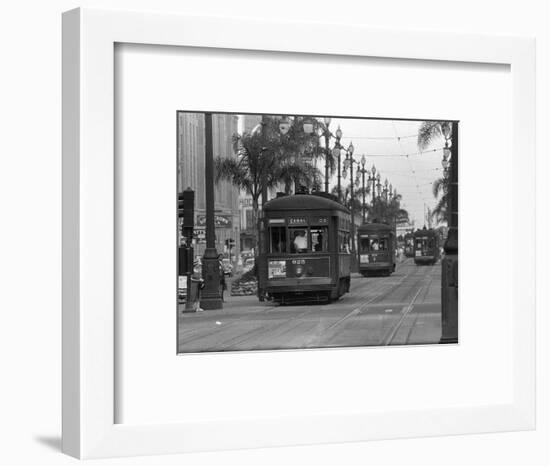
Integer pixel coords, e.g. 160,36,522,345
415,237,433,252
290,228,308,253
378,238,389,251
270,227,287,253
359,236,388,252
310,227,328,252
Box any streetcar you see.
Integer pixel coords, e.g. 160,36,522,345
404,232,415,258
258,192,351,304
357,222,396,277
413,227,440,265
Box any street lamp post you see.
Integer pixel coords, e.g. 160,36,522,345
200,112,223,310
359,155,367,222
335,126,343,201
343,142,357,270
440,121,458,344
322,117,332,193
367,165,379,223
368,165,377,209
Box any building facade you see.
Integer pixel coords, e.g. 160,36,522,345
177,112,240,260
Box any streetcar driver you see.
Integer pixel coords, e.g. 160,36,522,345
293,230,308,253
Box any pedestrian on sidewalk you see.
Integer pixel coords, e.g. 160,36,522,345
218,255,227,302
189,259,204,312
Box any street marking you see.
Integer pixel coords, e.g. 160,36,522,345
384,309,393,313
215,321,222,325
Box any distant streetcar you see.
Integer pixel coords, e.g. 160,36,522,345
258,192,351,304
404,232,415,258
357,222,396,277
413,227,440,265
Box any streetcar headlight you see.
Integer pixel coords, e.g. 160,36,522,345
295,265,304,277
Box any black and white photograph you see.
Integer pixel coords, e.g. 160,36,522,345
177,112,458,353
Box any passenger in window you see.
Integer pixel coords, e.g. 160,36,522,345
371,239,379,251
293,230,308,253
314,233,323,252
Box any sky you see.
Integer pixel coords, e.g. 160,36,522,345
237,115,447,228
325,117,446,228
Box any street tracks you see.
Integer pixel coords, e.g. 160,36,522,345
381,267,435,346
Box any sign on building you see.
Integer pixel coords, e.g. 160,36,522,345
196,214,232,228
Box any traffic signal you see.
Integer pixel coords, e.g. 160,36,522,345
178,193,184,218
182,188,194,229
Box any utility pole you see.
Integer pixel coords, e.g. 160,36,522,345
440,121,458,343
200,112,223,310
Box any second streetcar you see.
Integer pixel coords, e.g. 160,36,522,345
357,222,396,277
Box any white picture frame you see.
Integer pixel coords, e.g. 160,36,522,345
62,7,535,459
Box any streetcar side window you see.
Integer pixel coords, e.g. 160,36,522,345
270,227,287,253
290,228,308,253
310,227,328,252
339,231,351,253
359,236,370,252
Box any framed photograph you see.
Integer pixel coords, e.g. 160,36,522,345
62,8,535,459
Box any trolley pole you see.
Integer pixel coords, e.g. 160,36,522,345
440,121,458,343
200,112,223,310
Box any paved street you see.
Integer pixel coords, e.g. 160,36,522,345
177,258,442,353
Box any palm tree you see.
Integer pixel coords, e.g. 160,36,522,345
215,131,279,257
417,121,452,226
354,184,371,221
417,121,452,151
215,117,323,257
367,192,409,226
333,184,362,212
275,116,329,192
274,154,322,194
429,177,448,224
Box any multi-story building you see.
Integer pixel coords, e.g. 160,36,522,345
177,112,240,260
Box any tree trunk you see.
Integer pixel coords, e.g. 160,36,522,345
252,197,259,256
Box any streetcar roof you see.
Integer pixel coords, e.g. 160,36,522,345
357,222,394,233
413,228,437,237
264,193,350,214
